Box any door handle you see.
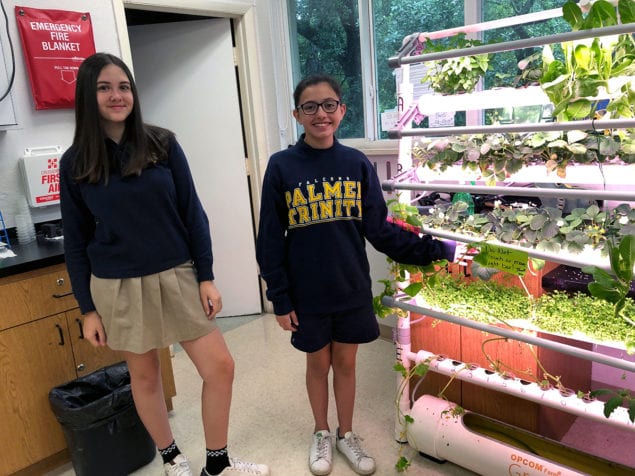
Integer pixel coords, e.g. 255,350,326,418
53,291,74,298
76,318,84,339
55,323,65,345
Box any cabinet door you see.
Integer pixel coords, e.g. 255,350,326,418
65,308,125,378
0,314,76,475
0,265,77,330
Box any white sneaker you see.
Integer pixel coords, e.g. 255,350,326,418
210,457,270,475
309,429,332,475
336,430,376,475
164,454,194,476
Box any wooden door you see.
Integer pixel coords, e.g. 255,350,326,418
0,314,76,475
65,308,125,378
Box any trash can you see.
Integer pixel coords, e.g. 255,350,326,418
49,361,156,476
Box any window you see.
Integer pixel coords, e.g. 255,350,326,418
287,0,570,141
287,0,364,138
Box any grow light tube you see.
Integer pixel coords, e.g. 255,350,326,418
382,295,635,374
389,117,635,138
421,8,562,42
382,181,635,203
389,23,635,68
391,7,562,65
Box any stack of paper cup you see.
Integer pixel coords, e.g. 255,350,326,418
15,214,36,245
15,196,36,245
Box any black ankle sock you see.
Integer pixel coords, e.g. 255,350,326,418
206,446,230,475
158,440,181,464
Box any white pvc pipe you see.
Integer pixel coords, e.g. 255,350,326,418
407,395,588,476
389,118,635,137
407,349,634,432
382,181,635,202
394,317,411,443
390,23,635,67
413,8,563,42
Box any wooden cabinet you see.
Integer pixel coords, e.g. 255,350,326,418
0,263,175,475
1,313,80,475
0,264,78,331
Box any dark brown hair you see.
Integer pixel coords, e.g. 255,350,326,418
71,52,171,183
293,74,343,108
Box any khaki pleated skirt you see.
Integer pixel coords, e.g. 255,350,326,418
90,261,217,354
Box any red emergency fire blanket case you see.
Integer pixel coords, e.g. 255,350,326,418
15,6,96,110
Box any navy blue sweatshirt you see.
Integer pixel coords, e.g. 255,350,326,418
60,136,213,314
256,136,453,316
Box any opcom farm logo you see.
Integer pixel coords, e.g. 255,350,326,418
508,453,562,476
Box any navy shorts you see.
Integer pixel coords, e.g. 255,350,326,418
290,303,380,353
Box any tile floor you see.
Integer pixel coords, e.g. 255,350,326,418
45,314,475,476
44,314,633,476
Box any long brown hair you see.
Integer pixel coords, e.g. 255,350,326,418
71,52,171,183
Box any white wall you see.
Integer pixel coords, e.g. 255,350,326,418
0,0,124,228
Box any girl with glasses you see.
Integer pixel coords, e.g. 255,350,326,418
256,74,456,475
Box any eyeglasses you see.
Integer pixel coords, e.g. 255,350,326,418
296,99,341,115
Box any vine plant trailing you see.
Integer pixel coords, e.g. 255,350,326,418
419,33,491,95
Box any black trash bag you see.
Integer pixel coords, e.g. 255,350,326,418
49,361,155,476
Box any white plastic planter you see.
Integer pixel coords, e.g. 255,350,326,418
407,394,626,476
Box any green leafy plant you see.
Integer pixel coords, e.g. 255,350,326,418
579,221,635,424
589,388,635,422
375,197,635,322
416,272,635,348
373,197,451,318
420,33,491,95
540,0,635,121
411,129,635,183
514,52,544,87
415,269,635,422
393,360,430,472
416,200,635,257
582,234,635,330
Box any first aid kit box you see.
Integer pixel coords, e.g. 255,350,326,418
19,146,62,207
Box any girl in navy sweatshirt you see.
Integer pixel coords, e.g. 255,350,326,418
60,53,268,476
256,74,455,475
